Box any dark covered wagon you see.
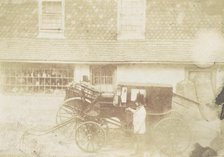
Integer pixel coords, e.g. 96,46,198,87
56,81,192,156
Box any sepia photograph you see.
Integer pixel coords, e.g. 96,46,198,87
0,0,224,156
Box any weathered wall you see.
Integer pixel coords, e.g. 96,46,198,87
0,0,222,40
73,65,90,82
73,64,224,94
116,64,185,92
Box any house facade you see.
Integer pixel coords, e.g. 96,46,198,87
0,0,224,105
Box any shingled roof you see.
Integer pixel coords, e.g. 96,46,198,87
0,0,223,63
0,38,223,64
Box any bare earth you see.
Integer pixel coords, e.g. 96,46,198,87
0,94,222,157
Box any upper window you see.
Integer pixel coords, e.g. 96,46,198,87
117,0,146,40
38,0,64,38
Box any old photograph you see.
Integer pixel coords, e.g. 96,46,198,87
0,0,224,157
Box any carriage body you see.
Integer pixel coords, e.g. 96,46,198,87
62,82,173,124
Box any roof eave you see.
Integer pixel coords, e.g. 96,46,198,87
0,59,209,65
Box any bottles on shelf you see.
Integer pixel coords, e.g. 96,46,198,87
0,64,73,94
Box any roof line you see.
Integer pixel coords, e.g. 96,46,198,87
0,59,209,65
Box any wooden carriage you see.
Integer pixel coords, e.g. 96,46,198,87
55,81,192,156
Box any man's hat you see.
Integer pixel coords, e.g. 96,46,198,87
135,93,144,104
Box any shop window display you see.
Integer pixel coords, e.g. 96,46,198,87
0,63,73,94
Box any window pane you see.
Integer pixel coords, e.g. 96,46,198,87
42,1,62,14
119,0,145,38
0,63,73,94
41,1,63,30
92,66,114,85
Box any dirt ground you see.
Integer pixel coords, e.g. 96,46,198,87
0,93,223,157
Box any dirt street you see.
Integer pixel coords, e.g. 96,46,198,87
0,94,223,157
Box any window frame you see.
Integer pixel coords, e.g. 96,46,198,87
38,0,65,38
117,0,146,40
91,65,116,86
0,63,73,94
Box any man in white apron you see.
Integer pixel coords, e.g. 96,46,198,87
126,94,146,157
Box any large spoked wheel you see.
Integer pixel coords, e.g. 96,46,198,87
56,97,89,139
75,121,106,153
152,118,191,156
56,97,89,124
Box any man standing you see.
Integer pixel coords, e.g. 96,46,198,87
126,93,147,157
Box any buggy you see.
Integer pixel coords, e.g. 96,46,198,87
56,81,192,156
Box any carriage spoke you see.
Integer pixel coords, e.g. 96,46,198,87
87,141,92,151
75,121,106,152
62,106,75,113
56,98,84,124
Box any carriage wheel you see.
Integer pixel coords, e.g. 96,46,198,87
75,121,106,153
56,97,90,123
152,118,191,156
56,97,87,138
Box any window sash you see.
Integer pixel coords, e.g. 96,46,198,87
40,0,63,31
92,67,114,85
0,64,73,94
118,0,145,38
41,14,62,30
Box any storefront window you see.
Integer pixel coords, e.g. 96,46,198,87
0,63,73,94
91,65,115,85
91,65,116,92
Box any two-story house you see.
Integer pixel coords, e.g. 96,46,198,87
0,0,224,105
